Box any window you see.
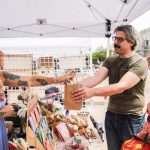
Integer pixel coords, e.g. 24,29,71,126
143,40,149,49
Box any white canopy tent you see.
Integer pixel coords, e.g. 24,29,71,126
0,0,150,114
0,0,150,38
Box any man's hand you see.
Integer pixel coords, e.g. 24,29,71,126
1,105,14,117
72,87,94,103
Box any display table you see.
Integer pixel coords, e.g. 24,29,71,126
32,95,102,150
55,115,102,150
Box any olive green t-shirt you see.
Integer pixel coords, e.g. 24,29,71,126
102,53,148,115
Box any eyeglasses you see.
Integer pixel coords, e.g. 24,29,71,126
112,36,127,43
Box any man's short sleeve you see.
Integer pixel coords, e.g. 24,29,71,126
129,58,148,80
102,56,117,70
102,57,110,70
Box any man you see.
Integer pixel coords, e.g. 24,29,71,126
0,70,75,150
72,25,149,150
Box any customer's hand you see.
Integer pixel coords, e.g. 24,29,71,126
1,105,14,117
66,70,76,80
58,70,76,83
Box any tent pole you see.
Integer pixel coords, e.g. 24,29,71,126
89,48,94,115
89,49,93,76
106,37,110,58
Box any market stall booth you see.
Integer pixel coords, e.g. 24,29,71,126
6,86,102,150
1,0,150,149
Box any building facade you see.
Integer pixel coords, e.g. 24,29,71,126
34,56,54,76
4,54,33,75
32,54,92,76
0,50,4,70
54,54,91,74
136,27,150,57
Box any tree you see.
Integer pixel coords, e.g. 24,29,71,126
92,49,114,64
92,50,106,64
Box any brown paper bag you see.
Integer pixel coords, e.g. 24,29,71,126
64,83,82,110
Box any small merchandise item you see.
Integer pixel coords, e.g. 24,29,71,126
11,138,28,150
5,121,14,134
28,116,36,132
65,114,87,136
53,101,63,113
30,111,38,127
67,122,84,136
77,112,90,118
69,114,88,125
8,141,17,149
67,123,78,130
40,98,63,113
84,128,97,139
55,122,71,142
73,132,82,144
34,107,41,123
64,143,87,150
46,113,66,128
35,127,44,145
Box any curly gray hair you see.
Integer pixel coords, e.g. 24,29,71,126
114,25,138,50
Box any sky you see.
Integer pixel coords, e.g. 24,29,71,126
0,9,150,55
131,9,150,31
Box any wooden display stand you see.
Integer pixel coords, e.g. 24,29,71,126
26,126,45,150
26,95,55,150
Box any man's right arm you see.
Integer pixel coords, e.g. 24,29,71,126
80,66,108,88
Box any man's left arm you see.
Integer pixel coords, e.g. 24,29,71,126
72,71,141,101
93,71,141,97
73,57,149,101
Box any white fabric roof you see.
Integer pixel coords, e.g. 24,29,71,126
0,0,150,38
